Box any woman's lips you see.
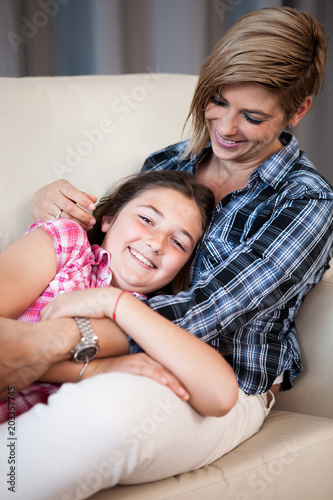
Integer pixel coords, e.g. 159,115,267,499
214,128,244,149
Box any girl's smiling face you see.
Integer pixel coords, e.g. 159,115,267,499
101,187,203,294
205,82,289,169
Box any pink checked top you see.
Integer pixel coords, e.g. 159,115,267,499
0,218,112,423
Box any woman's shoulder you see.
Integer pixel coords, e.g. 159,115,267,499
142,140,190,171
290,152,333,197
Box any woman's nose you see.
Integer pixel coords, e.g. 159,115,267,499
216,111,238,135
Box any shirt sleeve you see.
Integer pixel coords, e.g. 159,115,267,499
145,194,333,343
27,219,90,273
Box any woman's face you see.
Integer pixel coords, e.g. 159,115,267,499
101,187,203,294
205,82,288,169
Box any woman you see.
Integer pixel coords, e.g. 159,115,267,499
1,7,332,500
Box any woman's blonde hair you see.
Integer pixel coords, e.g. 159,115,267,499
184,7,328,157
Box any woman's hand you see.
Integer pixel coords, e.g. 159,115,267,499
0,317,80,400
0,326,48,400
84,353,190,402
41,288,118,321
30,179,97,230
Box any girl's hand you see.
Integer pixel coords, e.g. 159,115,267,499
41,288,118,321
30,179,97,230
85,353,190,402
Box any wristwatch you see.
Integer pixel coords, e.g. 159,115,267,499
71,317,99,363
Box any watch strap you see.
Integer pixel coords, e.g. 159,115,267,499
74,317,97,342
71,317,99,363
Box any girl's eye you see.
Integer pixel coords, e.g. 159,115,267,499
244,113,263,125
139,216,153,225
171,238,185,251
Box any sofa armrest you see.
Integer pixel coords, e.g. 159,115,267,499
274,258,333,418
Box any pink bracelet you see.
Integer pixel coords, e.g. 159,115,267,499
112,291,128,322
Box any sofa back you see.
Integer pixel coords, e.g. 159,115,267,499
0,73,197,250
0,74,332,418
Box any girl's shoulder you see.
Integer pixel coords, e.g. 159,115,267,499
28,218,87,241
27,219,91,269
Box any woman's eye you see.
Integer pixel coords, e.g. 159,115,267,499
211,95,227,107
244,113,263,125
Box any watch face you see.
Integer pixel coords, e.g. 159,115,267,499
76,346,98,362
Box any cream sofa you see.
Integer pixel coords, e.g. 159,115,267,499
0,74,332,499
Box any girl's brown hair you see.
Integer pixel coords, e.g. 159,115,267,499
184,7,328,156
87,170,215,295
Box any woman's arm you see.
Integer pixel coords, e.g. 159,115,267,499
1,310,170,399
38,315,190,401
0,316,80,400
38,317,130,382
39,353,191,402
42,288,239,416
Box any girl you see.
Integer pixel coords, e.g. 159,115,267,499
0,170,237,422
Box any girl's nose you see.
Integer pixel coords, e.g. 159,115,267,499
145,233,165,253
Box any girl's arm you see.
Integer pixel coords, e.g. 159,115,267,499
0,227,57,319
42,288,239,416
0,228,129,394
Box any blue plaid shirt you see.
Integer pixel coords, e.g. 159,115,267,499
139,131,333,394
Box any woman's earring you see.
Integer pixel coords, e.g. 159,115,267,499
287,123,293,129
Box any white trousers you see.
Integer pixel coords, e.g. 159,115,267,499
0,373,273,500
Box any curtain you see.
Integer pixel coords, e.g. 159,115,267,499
0,0,332,182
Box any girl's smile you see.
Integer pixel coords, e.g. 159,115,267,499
100,187,203,294
128,247,156,269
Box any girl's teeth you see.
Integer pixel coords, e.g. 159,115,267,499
130,248,155,268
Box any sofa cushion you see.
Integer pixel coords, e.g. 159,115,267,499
89,410,333,500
